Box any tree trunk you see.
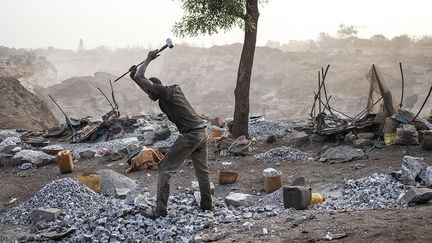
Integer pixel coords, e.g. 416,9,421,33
232,0,259,138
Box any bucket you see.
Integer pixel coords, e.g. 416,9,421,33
283,186,311,210
76,172,101,192
218,171,238,184
210,130,222,143
57,150,74,173
310,193,325,205
264,175,282,193
422,131,432,150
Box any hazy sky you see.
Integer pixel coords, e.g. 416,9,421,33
1,0,431,49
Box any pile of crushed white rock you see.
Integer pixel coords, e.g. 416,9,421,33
248,119,293,140
260,173,407,211
314,173,406,210
1,178,280,242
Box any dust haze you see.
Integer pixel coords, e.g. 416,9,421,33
1,32,431,123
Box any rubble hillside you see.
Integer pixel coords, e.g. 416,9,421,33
36,72,157,121
38,45,432,120
0,77,58,130
0,50,57,92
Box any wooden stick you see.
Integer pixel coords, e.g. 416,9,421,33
353,97,384,120
321,65,333,116
48,94,75,133
318,71,322,115
412,85,432,121
399,62,405,108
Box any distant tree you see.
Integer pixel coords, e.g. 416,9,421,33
336,24,358,39
173,0,265,138
416,35,432,49
78,39,85,51
266,40,281,49
391,35,412,50
317,32,338,49
370,34,388,48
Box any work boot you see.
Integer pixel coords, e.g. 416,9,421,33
142,207,167,220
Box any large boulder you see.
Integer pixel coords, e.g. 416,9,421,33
399,156,428,186
98,169,138,197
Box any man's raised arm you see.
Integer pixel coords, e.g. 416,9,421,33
130,49,159,92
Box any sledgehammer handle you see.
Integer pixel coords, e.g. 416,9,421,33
113,59,146,83
113,46,169,83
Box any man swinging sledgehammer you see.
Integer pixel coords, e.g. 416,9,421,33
129,49,212,219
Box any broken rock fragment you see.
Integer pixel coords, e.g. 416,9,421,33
225,193,253,207
398,187,432,206
31,208,61,223
319,145,367,163
400,156,427,185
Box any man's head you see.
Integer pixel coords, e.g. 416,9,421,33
146,77,162,101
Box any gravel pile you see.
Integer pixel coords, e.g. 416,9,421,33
253,146,307,161
260,173,407,211
315,173,406,211
1,178,280,242
44,137,139,159
249,120,293,139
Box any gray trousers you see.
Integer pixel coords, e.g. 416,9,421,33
156,128,211,212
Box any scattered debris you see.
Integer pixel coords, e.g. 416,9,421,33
243,221,253,231
5,197,17,206
228,136,251,156
42,227,76,240
46,137,139,159
352,163,367,171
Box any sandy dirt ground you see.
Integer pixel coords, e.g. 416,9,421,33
1,138,432,242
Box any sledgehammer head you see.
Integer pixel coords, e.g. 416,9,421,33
166,38,174,49
157,38,174,54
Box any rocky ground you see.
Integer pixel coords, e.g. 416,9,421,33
1,122,432,242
